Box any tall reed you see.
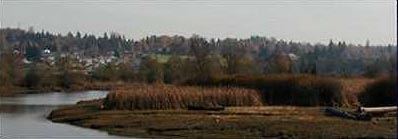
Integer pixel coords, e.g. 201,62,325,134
104,84,263,110
192,74,343,106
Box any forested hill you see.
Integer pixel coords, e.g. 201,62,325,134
0,28,396,77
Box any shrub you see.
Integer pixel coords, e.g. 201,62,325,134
103,84,263,110
192,74,343,106
57,71,88,89
358,77,397,107
24,65,41,89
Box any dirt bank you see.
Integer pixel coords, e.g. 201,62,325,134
48,100,396,139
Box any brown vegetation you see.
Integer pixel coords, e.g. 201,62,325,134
49,104,397,139
103,84,263,110
359,77,397,107
339,78,375,107
191,74,343,106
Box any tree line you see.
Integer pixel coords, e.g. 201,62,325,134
0,28,396,93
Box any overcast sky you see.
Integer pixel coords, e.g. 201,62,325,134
1,0,396,45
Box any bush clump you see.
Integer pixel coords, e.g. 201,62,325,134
358,77,397,107
194,74,343,106
103,84,263,110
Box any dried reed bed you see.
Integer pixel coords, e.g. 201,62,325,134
359,77,397,107
103,84,263,110
196,74,343,106
339,78,375,107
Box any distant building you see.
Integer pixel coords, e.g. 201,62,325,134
287,53,299,61
13,49,21,55
44,48,51,54
23,58,31,64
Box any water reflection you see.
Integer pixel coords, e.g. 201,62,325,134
0,105,58,114
0,91,132,139
0,91,109,105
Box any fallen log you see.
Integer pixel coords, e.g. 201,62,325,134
358,106,397,113
357,106,397,118
325,106,397,121
324,107,358,120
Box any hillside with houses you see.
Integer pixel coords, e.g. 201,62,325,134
0,28,396,80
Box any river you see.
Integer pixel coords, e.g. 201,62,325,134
0,91,132,139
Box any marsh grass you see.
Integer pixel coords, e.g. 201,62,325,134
194,74,344,106
103,84,263,110
359,77,397,107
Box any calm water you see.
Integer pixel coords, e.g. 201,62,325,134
0,91,132,139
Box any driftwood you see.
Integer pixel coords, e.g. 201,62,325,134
357,106,397,117
325,106,397,121
187,105,225,111
358,106,397,113
324,107,359,120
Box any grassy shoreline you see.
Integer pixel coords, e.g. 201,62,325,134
48,100,396,139
2,76,375,108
